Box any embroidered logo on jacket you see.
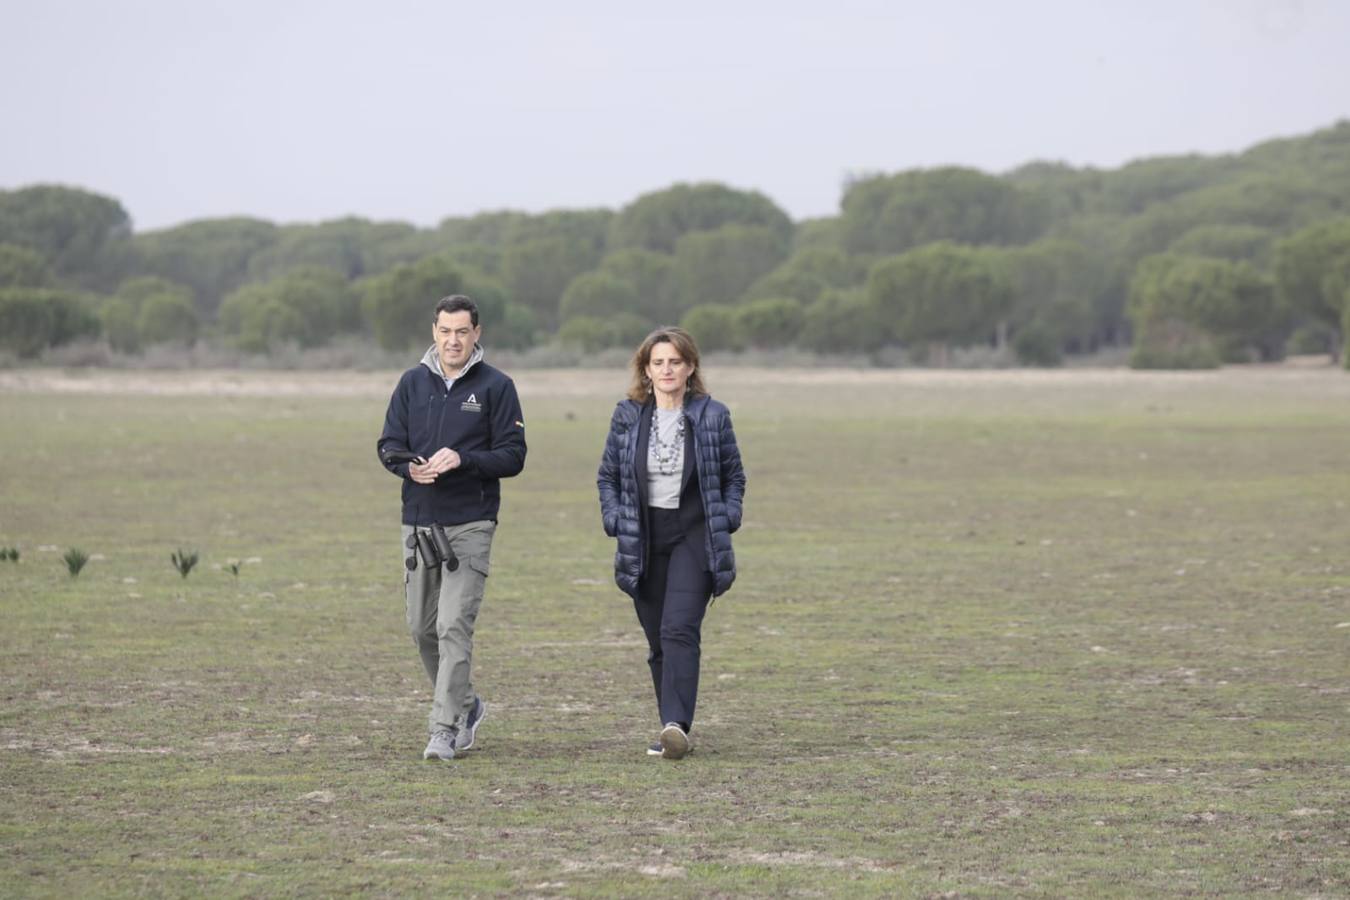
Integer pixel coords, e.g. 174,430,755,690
460,392,482,413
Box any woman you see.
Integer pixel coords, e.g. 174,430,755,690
597,327,746,759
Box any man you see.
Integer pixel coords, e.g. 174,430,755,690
377,295,526,761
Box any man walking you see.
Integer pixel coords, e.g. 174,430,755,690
377,295,526,761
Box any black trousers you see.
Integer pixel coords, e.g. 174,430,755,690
634,507,713,731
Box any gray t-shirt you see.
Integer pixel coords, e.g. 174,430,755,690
647,407,684,509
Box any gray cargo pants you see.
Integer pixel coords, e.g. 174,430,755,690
401,520,495,735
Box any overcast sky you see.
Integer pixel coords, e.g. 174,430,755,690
3,0,1347,232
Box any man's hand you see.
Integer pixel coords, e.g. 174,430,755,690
425,447,461,473
409,447,461,483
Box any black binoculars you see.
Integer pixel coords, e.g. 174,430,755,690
382,448,426,466
404,524,459,573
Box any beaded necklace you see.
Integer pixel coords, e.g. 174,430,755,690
649,407,685,476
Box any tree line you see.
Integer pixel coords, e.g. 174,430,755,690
2,120,1349,368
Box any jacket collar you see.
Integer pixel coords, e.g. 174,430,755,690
634,392,709,420
421,343,484,386
683,393,709,422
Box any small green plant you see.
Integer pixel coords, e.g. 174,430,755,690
225,560,241,578
1,547,19,562
63,547,89,578
171,548,199,579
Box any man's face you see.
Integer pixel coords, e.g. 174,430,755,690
434,310,480,373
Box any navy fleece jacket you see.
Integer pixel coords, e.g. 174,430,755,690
377,351,526,526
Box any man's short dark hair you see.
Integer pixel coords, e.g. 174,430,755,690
434,295,478,327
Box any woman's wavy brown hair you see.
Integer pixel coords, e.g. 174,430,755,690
626,326,706,402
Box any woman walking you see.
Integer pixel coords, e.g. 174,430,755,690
597,327,746,759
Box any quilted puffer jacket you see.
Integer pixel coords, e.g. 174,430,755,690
597,393,746,600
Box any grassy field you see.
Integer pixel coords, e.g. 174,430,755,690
1,365,1348,897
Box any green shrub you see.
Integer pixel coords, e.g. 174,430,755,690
1129,316,1221,370
799,289,887,353
0,288,99,356
1129,344,1222,369
733,297,803,348
493,302,539,351
138,293,198,346
236,294,306,353
100,297,141,353
1013,323,1064,366
115,276,193,307
48,292,101,346
0,243,52,288
171,548,199,579
559,272,640,322
680,305,742,352
63,548,89,578
360,256,465,352
556,313,649,353
1286,322,1335,356
0,289,55,357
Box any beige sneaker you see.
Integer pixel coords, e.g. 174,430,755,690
659,723,690,759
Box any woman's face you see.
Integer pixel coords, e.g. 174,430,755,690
646,340,691,397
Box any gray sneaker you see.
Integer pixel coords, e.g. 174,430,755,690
423,729,456,761
659,722,691,759
455,696,487,752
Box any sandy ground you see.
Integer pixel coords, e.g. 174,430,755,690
0,360,1345,399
